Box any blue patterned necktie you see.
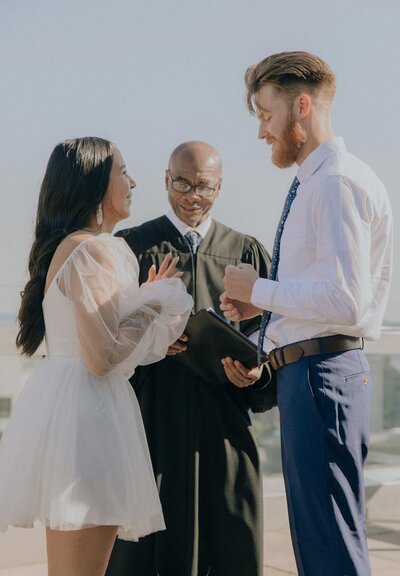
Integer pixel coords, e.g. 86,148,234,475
257,177,300,365
185,230,200,253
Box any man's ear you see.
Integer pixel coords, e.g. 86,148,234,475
215,178,222,198
164,169,169,191
294,93,312,120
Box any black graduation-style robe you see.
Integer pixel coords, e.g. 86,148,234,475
106,216,273,576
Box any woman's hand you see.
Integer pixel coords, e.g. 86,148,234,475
146,253,183,282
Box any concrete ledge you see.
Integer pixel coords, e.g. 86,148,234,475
0,564,46,575
0,526,45,569
367,482,400,521
264,470,400,532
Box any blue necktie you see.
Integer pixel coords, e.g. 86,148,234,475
257,177,300,366
185,230,200,253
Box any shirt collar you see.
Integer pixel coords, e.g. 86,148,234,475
296,137,346,184
166,209,212,240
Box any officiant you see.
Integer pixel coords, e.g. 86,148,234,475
106,140,272,576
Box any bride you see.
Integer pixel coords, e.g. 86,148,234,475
0,137,193,576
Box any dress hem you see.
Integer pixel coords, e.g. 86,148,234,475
0,518,166,542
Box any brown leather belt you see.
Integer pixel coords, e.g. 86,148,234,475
268,335,363,371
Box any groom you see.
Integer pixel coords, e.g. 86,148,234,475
222,51,393,575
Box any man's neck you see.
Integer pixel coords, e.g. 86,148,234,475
296,126,335,166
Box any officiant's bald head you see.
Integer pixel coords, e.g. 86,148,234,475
165,141,222,228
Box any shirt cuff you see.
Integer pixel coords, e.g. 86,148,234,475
251,277,277,311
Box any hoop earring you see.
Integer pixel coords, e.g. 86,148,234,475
96,204,103,226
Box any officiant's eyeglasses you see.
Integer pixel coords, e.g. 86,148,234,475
167,170,218,198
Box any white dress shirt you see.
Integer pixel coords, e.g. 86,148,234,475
251,137,393,348
166,209,212,243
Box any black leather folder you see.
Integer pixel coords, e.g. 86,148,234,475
174,308,268,384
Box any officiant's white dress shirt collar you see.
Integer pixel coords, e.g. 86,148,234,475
166,209,212,240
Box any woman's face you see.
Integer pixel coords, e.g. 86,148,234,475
102,147,136,225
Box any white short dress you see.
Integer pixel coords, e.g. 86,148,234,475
0,234,193,541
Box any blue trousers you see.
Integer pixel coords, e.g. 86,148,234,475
278,349,372,576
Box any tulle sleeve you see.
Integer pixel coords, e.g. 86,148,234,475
57,235,193,377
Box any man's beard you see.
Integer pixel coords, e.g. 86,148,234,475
271,116,308,168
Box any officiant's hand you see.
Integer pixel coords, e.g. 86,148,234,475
221,357,262,388
167,334,188,355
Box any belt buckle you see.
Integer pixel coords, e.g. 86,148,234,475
269,343,305,370
269,348,284,370
268,350,277,370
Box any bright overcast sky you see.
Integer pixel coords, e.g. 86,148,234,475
0,0,399,323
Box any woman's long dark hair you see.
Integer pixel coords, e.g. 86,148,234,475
16,137,114,356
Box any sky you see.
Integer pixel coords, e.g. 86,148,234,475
0,0,399,325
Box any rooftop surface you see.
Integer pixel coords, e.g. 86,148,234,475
0,496,399,575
